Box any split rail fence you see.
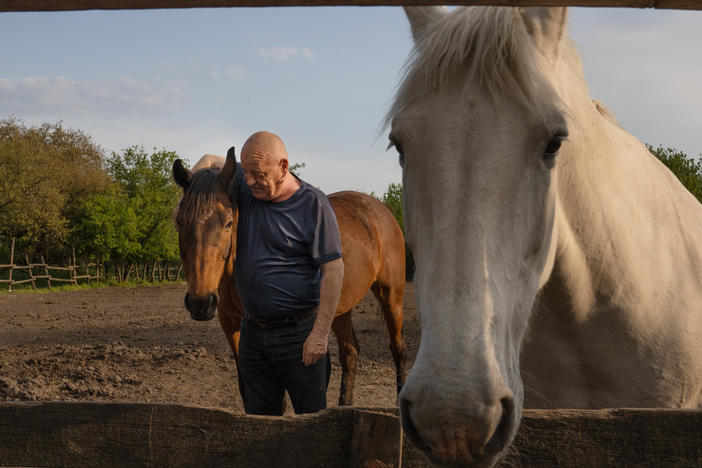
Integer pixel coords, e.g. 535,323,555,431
0,238,183,292
0,402,701,467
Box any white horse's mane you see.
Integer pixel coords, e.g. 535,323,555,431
385,7,563,128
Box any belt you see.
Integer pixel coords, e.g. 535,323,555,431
249,307,317,330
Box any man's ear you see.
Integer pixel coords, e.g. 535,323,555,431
279,158,289,173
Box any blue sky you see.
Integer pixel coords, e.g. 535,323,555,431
1,6,701,195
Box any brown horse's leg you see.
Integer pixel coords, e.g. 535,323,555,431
217,274,247,405
371,282,407,398
331,312,359,406
217,310,246,403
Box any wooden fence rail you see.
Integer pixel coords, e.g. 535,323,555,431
5,0,702,13
0,402,701,467
0,238,183,292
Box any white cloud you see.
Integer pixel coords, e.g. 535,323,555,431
255,46,316,61
157,61,248,81
0,75,183,117
224,66,248,79
300,48,316,59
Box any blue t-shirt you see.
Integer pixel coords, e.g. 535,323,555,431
231,167,342,321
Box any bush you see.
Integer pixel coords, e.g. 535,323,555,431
380,183,414,281
648,145,702,203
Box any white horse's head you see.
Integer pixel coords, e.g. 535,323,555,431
388,6,571,466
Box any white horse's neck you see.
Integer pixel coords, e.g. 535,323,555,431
523,38,702,409
549,43,702,320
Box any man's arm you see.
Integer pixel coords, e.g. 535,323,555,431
192,153,225,171
302,257,344,366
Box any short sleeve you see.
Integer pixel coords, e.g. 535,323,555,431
310,194,343,265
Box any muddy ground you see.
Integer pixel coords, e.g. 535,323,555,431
0,283,420,412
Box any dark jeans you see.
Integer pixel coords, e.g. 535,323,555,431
239,314,331,415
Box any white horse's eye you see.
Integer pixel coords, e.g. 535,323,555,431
388,137,405,167
543,134,567,169
545,138,562,155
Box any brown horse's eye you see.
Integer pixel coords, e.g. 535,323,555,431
225,221,233,231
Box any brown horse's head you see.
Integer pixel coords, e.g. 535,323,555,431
173,147,238,321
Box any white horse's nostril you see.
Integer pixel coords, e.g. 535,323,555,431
484,396,517,457
399,384,516,466
399,397,433,455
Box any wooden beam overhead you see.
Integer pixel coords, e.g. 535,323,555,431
3,0,702,13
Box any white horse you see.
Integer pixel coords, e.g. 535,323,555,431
387,6,702,467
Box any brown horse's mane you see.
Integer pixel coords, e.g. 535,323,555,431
175,168,223,227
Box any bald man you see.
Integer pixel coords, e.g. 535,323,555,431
230,131,344,415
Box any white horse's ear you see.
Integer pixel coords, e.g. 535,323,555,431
520,7,568,61
219,146,238,189
404,6,447,42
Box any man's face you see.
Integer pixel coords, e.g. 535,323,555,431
241,153,285,201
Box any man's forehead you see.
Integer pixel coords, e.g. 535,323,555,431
241,152,273,167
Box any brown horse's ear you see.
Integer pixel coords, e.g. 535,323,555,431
219,146,238,189
173,159,193,189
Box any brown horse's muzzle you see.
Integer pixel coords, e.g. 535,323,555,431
184,293,218,321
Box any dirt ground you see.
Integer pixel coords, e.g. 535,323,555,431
0,282,420,412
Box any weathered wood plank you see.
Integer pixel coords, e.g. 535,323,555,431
3,0,702,12
1,403,701,467
0,402,365,467
350,409,403,467
402,408,702,467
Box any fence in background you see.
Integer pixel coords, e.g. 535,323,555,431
0,238,183,292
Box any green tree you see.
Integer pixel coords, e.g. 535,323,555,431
289,162,306,177
103,146,181,263
0,118,110,259
381,183,403,231
380,182,414,280
73,186,140,262
648,145,702,203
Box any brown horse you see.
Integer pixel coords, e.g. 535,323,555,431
172,147,407,405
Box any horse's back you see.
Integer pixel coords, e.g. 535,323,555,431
192,154,225,172
328,191,406,312
329,190,405,261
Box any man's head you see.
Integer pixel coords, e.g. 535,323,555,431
240,131,290,201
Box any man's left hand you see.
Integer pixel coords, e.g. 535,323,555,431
302,329,328,366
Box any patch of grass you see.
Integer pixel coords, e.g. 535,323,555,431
0,279,184,295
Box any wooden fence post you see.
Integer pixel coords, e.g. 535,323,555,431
25,255,36,289
71,246,78,285
8,237,15,292
41,256,51,288
351,409,403,467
